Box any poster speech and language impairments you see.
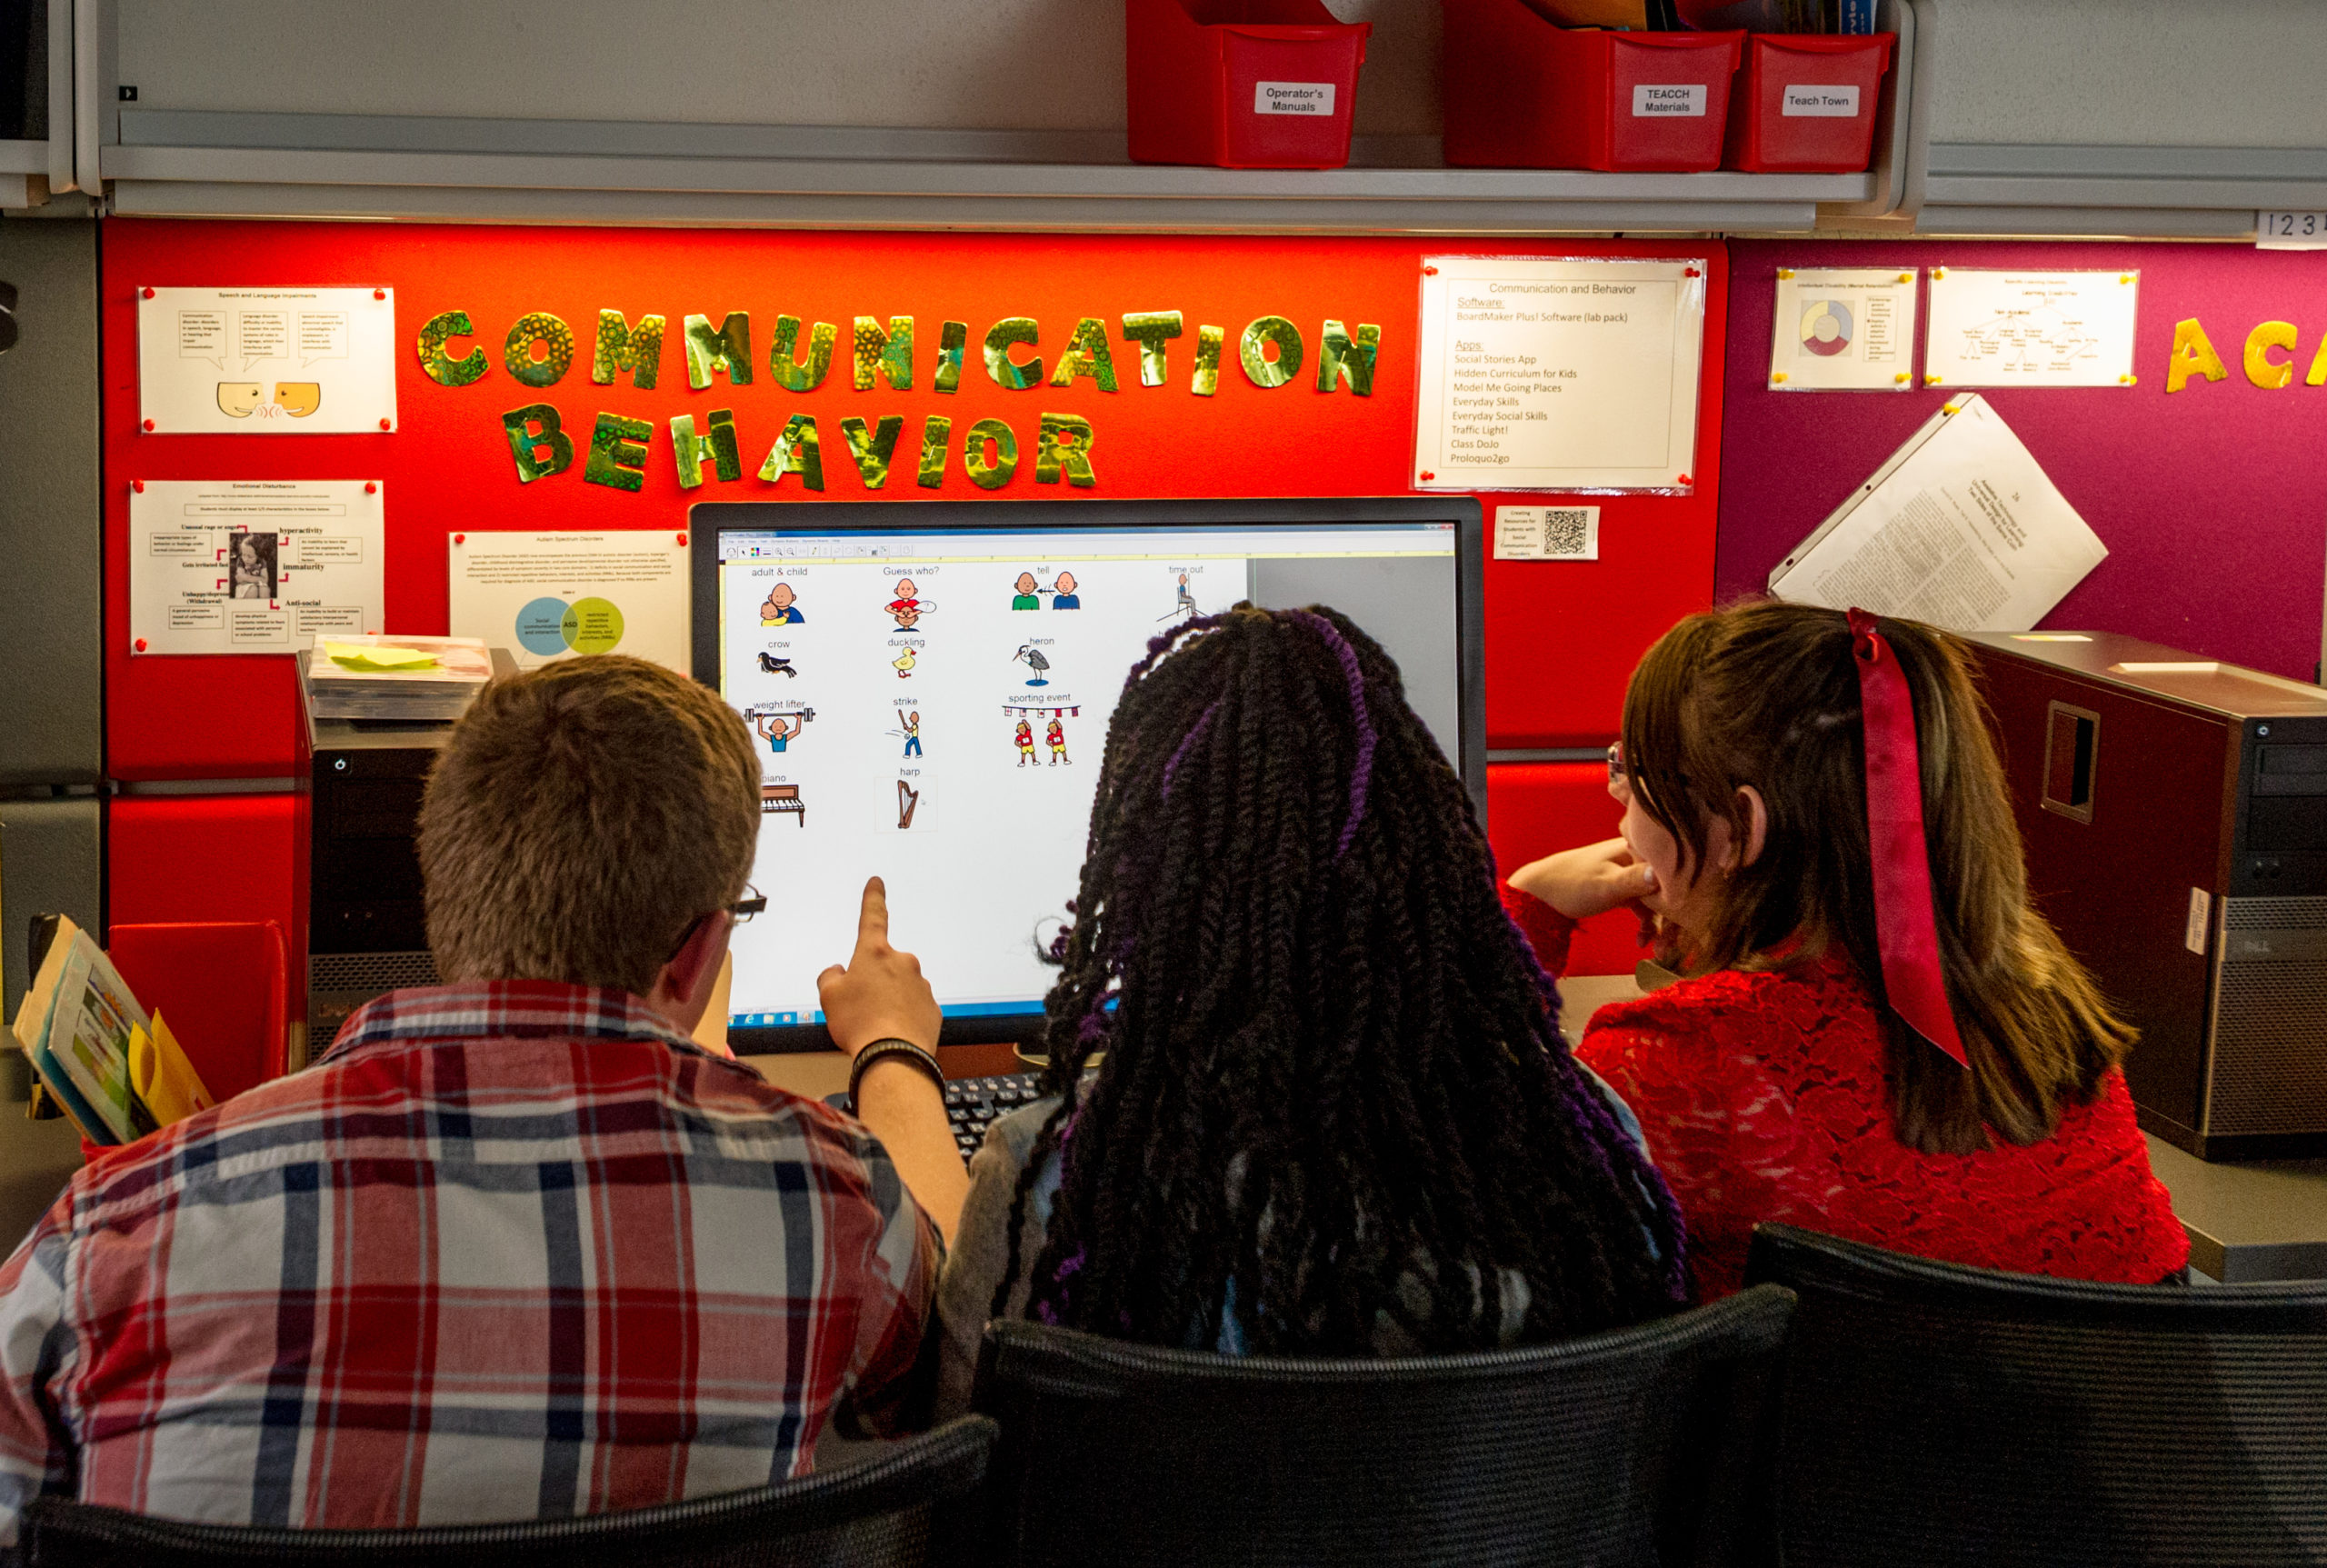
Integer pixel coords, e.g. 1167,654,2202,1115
448,532,690,672
135,286,399,434
1768,394,2106,633
1414,256,1705,492
1923,268,2140,389
1769,267,1922,392
129,480,386,654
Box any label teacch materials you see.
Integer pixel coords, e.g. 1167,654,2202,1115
1254,82,1335,116
1633,84,1706,117
1783,85,1863,116
2185,887,2212,956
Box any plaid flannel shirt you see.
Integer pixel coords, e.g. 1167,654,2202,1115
0,981,938,1540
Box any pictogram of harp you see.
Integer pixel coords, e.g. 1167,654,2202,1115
896,779,921,830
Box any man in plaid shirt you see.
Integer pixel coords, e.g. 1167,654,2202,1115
0,656,968,1538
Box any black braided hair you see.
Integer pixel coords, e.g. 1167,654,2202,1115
994,604,1688,1354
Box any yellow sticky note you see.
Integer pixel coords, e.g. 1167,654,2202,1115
129,1011,215,1128
325,642,439,672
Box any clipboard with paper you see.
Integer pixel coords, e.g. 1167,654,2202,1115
1768,394,2107,633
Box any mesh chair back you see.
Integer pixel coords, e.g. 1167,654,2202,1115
973,1285,1795,1568
1745,1223,2327,1568
21,1414,995,1568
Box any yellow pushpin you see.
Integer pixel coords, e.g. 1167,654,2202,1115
1925,373,1944,385
1773,371,1790,383
1778,268,1796,279
1893,372,1911,384
1897,272,1914,283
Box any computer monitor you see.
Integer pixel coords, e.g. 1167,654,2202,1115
690,497,1485,1053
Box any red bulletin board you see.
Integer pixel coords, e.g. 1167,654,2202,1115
101,221,1730,777
1718,239,2327,682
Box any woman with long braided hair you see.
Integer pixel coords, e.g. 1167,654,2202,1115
927,604,1686,1413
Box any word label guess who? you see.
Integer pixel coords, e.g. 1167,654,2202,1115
412,306,1384,494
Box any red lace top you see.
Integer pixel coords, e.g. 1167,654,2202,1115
1503,886,2188,1300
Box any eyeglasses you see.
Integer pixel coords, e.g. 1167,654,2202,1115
670,884,764,963
1606,743,1629,785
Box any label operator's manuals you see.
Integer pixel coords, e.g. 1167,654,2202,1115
1769,394,2105,632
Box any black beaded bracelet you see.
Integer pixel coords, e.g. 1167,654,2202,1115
847,1037,944,1112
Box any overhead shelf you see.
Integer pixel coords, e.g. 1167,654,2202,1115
1910,141,2327,238
99,112,1879,234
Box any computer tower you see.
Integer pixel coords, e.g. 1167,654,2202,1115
1965,633,2327,1161
297,651,514,1052
304,723,444,1049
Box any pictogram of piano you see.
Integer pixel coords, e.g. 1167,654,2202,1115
761,784,804,825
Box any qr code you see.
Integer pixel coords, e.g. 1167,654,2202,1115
1542,508,1594,557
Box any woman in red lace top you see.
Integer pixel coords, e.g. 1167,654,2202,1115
1504,603,2187,1300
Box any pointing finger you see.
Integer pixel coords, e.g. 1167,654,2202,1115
854,875,890,957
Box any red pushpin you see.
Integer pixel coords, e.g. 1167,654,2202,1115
143,418,155,431
373,288,386,300
1677,473,1693,485
133,479,145,493
1418,470,1434,482
142,286,154,299
364,481,377,494
135,638,147,653
676,532,688,545
1422,265,1439,276
454,534,465,544
378,417,392,430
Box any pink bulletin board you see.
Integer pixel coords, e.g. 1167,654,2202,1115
1717,239,2327,682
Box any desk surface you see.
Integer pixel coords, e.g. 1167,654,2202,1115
744,974,2327,1285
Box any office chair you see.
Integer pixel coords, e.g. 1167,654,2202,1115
1745,1223,2327,1567
972,1284,1796,1567
20,1414,996,1568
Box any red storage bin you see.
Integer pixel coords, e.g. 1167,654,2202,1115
1723,32,1894,172
1126,0,1371,168
1443,0,1743,171
107,922,292,1104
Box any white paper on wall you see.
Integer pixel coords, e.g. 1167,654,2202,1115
1769,267,1922,391
129,480,386,654
136,287,398,434
1923,268,2139,389
1768,394,2106,633
1414,256,1706,492
447,532,692,672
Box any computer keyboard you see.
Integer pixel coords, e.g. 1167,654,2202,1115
944,1073,1048,1160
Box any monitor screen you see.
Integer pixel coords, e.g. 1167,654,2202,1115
690,498,1484,1052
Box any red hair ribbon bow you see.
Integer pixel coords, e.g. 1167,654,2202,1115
1847,608,1970,1069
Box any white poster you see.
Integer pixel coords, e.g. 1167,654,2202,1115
129,480,386,655
448,532,691,672
1414,255,1706,492
1923,268,2139,389
1768,394,2106,633
1769,267,1921,391
136,286,398,434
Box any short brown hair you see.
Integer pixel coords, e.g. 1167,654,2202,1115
419,654,758,996
1621,601,2136,1155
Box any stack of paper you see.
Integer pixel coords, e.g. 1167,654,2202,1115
302,633,495,720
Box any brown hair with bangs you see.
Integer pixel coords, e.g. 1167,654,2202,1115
1620,601,2135,1155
